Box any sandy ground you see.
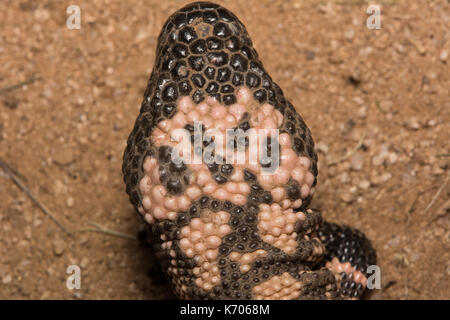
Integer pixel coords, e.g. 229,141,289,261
0,0,449,300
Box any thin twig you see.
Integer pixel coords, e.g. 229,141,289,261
435,153,450,158
423,175,449,214
0,157,73,236
327,130,367,166
0,76,41,94
73,220,137,241
427,199,450,227
375,101,388,114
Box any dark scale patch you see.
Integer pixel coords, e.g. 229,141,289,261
223,94,236,105
122,1,375,301
339,272,365,299
191,73,206,88
254,89,267,103
207,51,228,66
204,66,216,80
217,67,231,82
206,37,223,50
317,221,377,298
318,221,377,274
178,80,192,95
179,26,197,43
285,178,301,201
190,39,207,54
188,55,205,71
156,146,190,196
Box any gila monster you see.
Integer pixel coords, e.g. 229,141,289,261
122,1,376,300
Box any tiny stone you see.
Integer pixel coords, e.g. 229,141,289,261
431,163,445,176
437,159,448,170
372,144,389,166
357,106,368,119
340,191,354,203
66,196,74,208
372,155,385,166
353,97,364,105
426,119,436,127
381,172,392,183
404,117,420,130
16,240,29,251
80,257,89,269
350,153,364,171
403,141,415,154
128,282,137,293
40,291,51,300
52,240,66,256
53,180,67,194
387,152,398,164
358,180,371,190
440,49,448,62
2,274,12,284
371,172,392,185
338,172,351,184
327,165,338,177
344,29,355,41
53,147,75,165
33,218,43,228
73,292,83,299
384,236,400,249
135,30,150,43
379,100,394,113
394,43,406,53
33,8,50,22
316,142,329,154
305,50,315,60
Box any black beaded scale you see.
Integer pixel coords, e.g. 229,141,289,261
318,222,377,298
122,2,376,300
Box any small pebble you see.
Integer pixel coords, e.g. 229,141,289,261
404,117,420,130
66,196,74,208
53,147,76,165
350,153,364,171
338,172,351,184
357,106,368,119
2,274,12,284
387,152,398,164
437,159,448,170
440,49,448,62
353,97,364,105
316,142,329,154
344,29,355,41
128,282,137,293
431,163,445,176
80,257,89,269
372,155,385,167
370,172,392,185
379,100,394,113
40,291,51,300
358,180,371,190
305,50,315,60
52,240,66,256
340,191,354,203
